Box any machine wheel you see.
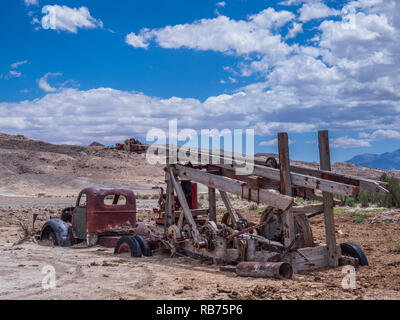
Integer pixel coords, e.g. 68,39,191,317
258,207,314,249
134,235,152,257
114,236,142,257
340,242,369,266
265,157,278,169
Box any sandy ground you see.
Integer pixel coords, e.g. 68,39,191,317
1,195,400,300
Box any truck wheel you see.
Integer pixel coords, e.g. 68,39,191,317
340,242,369,266
114,236,142,258
134,235,152,257
48,232,59,246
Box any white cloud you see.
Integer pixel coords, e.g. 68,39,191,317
125,31,150,49
126,8,294,58
24,0,38,6
8,71,22,78
331,136,371,149
11,60,29,69
286,22,303,39
38,72,62,92
40,5,103,33
299,2,340,22
216,2,226,8
279,0,304,6
359,129,400,141
260,138,295,146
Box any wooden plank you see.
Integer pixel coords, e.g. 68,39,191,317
167,166,201,242
173,164,294,211
208,187,217,222
288,244,329,272
318,130,339,267
219,190,237,227
278,133,296,249
292,203,324,216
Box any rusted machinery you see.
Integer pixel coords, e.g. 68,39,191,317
124,130,388,278
38,130,389,280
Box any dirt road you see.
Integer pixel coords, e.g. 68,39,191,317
1,196,400,300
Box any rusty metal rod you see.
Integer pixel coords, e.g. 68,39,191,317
227,221,268,240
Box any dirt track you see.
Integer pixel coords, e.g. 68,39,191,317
1,196,400,300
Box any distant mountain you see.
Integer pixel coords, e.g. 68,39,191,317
347,149,400,170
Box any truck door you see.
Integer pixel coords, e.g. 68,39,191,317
73,193,87,239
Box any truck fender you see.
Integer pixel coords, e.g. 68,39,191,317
40,218,72,247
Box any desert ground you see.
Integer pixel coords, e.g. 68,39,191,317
1,194,400,300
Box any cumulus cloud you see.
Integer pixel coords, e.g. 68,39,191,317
125,8,294,58
125,31,151,49
3,1,400,148
331,136,371,149
38,72,62,92
359,129,400,141
40,5,103,33
216,1,226,8
286,22,303,38
299,1,340,22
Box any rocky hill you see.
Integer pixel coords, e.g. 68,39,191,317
0,133,164,197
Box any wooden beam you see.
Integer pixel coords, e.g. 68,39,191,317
278,132,296,248
292,203,324,216
208,187,217,222
173,164,294,211
216,162,359,197
219,190,238,228
318,130,339,267
167,166,201,242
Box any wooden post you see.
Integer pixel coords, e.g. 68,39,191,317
278,132,296,249
318,130,339,267
208,187,217,222
165,169,175,229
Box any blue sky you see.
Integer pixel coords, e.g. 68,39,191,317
1,0,400,163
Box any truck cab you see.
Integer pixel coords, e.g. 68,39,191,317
40,188,137,247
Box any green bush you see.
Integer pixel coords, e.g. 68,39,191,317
248,203,258,211
357,191,370,208
345,197,355,207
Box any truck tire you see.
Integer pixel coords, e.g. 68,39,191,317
114,236,142,258
340,242,369,266
48,232,59,246
134,235,152,257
